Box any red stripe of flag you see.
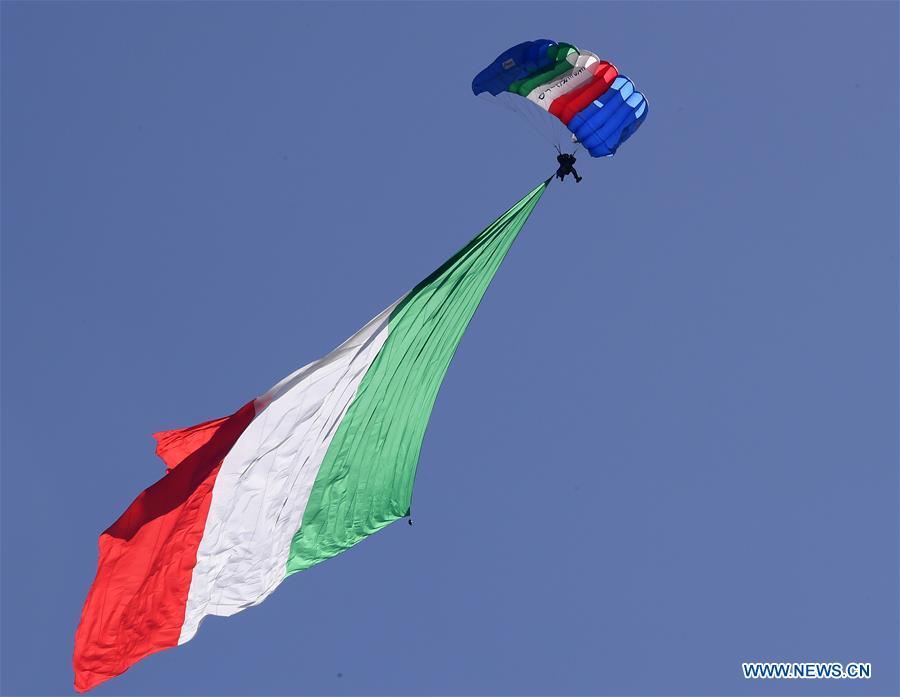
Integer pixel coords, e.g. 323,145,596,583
72,401,257,692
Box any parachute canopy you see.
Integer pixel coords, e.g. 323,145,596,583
473,40,648,157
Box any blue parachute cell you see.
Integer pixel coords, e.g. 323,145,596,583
471,40,556,96
568,77,632,134
569,75,649,157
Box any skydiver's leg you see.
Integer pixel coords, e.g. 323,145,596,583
572,167,582,183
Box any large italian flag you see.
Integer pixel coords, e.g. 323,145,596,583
73,181,547,692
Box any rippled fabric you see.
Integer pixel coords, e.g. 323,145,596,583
178,303,398,643
73,181,549,693
288,181,548,571
73,402,257,693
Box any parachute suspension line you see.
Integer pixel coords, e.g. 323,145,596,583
512,98,556,147
499,91,568,150
479,92,560,151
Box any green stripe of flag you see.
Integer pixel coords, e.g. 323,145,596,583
286,181,548,573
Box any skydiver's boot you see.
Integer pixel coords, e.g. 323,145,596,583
575,175,582,183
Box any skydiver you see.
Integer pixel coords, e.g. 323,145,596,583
555,150,582,183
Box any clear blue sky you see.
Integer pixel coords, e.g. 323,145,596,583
2,2,897,695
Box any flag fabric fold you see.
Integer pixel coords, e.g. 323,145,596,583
73,181,547,692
